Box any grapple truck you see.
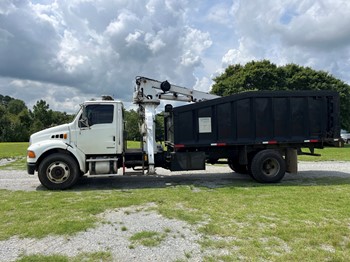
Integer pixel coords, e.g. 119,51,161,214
27,77,340,189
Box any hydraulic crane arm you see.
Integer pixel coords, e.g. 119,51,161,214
133,76,220,175
133,76,219,104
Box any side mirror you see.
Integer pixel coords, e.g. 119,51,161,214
78,106,90,128
79,116,89,128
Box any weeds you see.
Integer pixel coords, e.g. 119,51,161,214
129,230,167,247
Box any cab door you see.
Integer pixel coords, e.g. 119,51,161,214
76,104,117,155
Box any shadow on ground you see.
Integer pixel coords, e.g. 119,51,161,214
51,169,350,191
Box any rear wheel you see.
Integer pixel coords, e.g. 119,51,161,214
38,153,79,190
250,150,286,183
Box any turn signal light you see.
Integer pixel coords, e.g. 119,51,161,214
27,151,36,158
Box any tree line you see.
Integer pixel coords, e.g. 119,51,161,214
0,95,164,143
0,96,73,142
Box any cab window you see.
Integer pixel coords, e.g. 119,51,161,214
79,104,114,127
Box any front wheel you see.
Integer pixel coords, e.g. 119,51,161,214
38,153,80,190
250,150,286,183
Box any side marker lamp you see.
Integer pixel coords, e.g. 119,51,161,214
27,151,36,158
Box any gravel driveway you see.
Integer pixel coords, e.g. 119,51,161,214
0,162,349,261
1,161,350,192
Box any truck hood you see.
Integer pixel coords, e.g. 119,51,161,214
29,124,71,145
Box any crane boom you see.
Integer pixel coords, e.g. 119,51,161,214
133,76,219,103
133,76,220,174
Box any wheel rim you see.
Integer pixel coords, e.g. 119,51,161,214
46,161,70,184
262,158,280,177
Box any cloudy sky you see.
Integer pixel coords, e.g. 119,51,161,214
1,0,350,113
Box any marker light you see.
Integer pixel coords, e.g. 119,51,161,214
27,151,36,158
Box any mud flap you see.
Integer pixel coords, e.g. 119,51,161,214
286,148,298,173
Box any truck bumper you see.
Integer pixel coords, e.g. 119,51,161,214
27,163,36,175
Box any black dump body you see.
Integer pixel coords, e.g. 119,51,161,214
165,90,340,149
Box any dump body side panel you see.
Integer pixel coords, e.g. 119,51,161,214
166,91,340,147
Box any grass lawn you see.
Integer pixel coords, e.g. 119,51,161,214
0,142,28,170
0,142,28,159
1,180,350,261
1,142,350,261
299,144,350,161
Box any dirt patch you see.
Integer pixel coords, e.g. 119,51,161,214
0,204,204,262
0,158,16,166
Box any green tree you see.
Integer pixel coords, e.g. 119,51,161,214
52,111,74,125
7,99,27,115
155,113,164,142
0,95,76,142
123,109,164,142
0,105,11,141
211,60,350,130
211,60,286,96
0,95,14,106
124,109,141,141
31,100,53,132
16,110,32,141
0,99,31,142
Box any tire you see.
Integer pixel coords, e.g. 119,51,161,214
38,153,80,190
228,158,248,174
250,150,286,183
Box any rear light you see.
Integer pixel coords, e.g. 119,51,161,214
210,143,226,146
262,140,278,144
304,139,319,143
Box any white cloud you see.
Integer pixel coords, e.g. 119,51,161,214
193,76,213,92
56,30,90,72
213,0,350,83
0,0,350,114
30,1,61,29
207,3,234,26
145,33,165,53
0,0,16,15
222,38,257,67
183,27,212,54
4,79,93,113
279,1,350,50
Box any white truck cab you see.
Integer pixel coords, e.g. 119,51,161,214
27,98,124,189
27,76,218,190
